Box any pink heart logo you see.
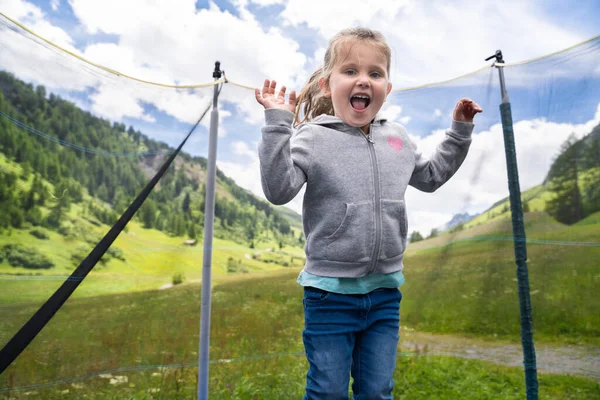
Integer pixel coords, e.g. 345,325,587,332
387,136,403,152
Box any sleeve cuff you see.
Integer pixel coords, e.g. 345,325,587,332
265,109,295,127
451,120,474,137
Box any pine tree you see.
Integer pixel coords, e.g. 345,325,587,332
546,135,584,224
140,200,157,229
182,192,191,214
409,231,423,242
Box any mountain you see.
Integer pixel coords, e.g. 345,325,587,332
0,70,301,245
460,123,600,231
438,212,478,232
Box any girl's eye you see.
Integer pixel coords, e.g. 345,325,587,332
345,70,356,76
370,72,382,79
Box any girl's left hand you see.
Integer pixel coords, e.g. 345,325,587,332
453,98,483,123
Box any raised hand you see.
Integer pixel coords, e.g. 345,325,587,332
255,79,297,113
453,98,483,123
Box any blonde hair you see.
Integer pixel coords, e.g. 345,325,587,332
294,27,392,127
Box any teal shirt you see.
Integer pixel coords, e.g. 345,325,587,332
297,269,405,294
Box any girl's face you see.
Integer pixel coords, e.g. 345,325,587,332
320,41,392,135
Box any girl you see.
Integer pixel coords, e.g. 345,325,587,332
255,27,481,400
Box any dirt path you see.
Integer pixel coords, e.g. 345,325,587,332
398,328,600,382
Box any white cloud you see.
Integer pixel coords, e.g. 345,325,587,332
0,5,97,91
279,0,590,88
404,102,600,236
0,0,44,20
380,103,411,125
217,156,263,204
69,0,306,124
380,104,403,121
51,0,59,11
231,140,256,158
89,83,155,122
434,109,442,117
1,0,306,127
4,0,595,131
1,0,74,49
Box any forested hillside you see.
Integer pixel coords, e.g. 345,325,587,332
545,127,600,224
410,120,600,241
0,71,301,247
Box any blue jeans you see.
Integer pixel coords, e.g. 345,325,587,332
302,286,402,400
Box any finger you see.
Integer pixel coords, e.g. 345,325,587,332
255,88,264,105
454,101,463,114
464,102,482,115
289,90,297,106
279,85,287,99
262,79,270,96
269,80,277,96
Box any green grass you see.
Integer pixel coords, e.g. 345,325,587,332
464,184,550,229
574,211,600,226
2,210,598,344
1,274,598,399
402,219,600,345
0,215,305,304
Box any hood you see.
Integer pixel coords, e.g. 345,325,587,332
307,113,388,131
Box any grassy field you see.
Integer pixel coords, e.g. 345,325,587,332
3,211,598,345
0,152,305,304
1,274,598,399
1,204,599,398
0,216,305,305
404,212,600,345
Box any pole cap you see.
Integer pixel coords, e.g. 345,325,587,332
485,50,504,64
213,61,222,79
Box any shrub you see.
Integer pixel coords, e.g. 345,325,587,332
58,222,73,236
29,228,50,240
107,247,126,261
71,246,90,268
1,244,54,269
226,257,248,273
172,272,185,285
26,207,43,226
70,245,125,268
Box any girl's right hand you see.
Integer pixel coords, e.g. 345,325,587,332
255,79,297,113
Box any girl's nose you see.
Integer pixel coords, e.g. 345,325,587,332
357,77,370,88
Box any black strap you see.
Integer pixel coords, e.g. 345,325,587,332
0,100,214,374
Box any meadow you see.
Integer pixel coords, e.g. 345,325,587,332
1,211,599,398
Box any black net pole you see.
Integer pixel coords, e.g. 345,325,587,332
489,50,539,399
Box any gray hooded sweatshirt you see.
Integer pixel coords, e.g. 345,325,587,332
258,108,473,278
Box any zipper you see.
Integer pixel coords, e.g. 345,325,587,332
360,126,381,273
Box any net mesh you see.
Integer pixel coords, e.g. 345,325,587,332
0,13,599,399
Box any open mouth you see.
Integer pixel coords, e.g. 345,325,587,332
350,95,370,112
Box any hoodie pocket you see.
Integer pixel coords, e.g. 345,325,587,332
325,201,374,262
379,199,408,259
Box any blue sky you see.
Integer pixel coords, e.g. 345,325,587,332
1,0,599,234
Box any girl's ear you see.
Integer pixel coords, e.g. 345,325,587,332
318,77,331,97
383,81,393,103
